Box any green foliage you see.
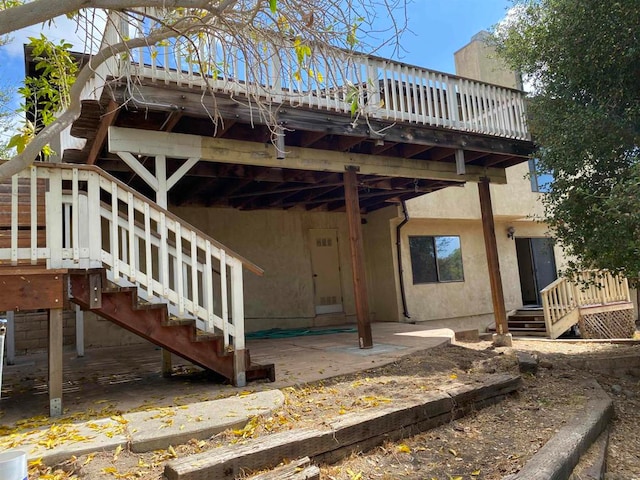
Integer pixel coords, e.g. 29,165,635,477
12,35,78,157
494,0,640,281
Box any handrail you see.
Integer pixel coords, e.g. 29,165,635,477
97,10,529,141
0,162,262,351
540,270,631,338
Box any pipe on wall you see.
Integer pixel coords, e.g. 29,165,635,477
396,201,411,319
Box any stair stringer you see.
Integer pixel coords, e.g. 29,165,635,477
68,269,275,385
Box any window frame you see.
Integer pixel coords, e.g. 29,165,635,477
408,235,465,284
529,158,553,193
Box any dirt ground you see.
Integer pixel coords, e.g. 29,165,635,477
19,340,640,479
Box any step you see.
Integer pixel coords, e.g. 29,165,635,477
511,308,544,316
508,321,546,329
487,326,548,337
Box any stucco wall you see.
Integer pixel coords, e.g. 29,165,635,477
170,207,361,331
398,218,558,331
406,163,545,221
364,206,401,322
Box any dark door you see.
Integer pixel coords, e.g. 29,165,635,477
516,238,557,305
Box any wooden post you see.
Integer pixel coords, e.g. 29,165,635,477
75,305,85,357
343,167,373,349
478,178,509,335
154,155,174,377
6,310,15,365
48,308,64,416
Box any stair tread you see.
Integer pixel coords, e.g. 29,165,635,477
164,317,195,326
508,328,547,332
508,322,546,327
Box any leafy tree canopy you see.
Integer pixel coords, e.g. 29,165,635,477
494,0,640,280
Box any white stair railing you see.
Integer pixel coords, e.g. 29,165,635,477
0,163,262,351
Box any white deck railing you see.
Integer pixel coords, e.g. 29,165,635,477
540,270,631,338
98,11,529,141
0,163,262,351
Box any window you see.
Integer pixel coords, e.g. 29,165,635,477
529,159,553,193
409,236,464,284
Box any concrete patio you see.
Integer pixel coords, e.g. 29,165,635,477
0,322,454,425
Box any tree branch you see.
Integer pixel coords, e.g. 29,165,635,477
0,18,203,179
0,0,214,35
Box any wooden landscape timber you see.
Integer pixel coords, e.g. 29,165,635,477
164,374,521,480
246,457,320,480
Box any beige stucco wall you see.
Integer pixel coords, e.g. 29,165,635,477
364,205,401,323
171,206,364,331
406,163,545,222
397,217,561,331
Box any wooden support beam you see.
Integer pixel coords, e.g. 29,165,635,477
401,144,433,158
343,167,373,349
214,119,236,137
0,269,66,311
87,100,120,165
298,131,327,148
161,111,183,132
371,142,397,156
478,178,509,335
455,149,466,175
109,127,509,184
48,308,64,416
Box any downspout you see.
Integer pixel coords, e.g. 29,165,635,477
396,200,411,319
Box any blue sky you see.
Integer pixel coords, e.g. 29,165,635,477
0,0,512,109
389,0,512,71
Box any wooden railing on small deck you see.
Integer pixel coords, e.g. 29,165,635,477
540,270,631,339
0,163,262,351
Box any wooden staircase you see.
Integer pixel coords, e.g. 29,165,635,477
0,163,275,387
68,269,275,384
489,271,634,339
506,307,548,337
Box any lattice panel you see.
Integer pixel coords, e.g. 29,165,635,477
579,309,636,339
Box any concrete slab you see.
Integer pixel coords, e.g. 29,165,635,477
12,391,284,465
127,390,285,452
24,417,128,466
0,322,452,433
393,328,455,340
325,344,406,356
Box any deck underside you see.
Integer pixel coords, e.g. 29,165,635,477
63,81,534,213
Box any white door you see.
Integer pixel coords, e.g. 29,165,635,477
309,229,343,315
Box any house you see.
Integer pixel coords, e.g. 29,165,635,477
0,20,632,416
392,31,636,337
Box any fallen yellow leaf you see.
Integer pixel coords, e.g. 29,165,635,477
113,444,122,460
397,444,411,453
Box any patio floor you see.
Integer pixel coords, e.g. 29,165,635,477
0,322,454,425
